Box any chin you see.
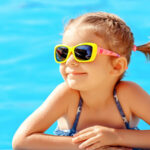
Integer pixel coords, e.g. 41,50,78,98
64,73,89,90
66,79,80,89
65,79,88,91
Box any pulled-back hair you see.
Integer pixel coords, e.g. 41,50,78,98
63,12,150,80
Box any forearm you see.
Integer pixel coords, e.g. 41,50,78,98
13,133,80,150
115,129,150,148
13,133,130,150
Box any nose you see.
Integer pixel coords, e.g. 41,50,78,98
66,53,79,66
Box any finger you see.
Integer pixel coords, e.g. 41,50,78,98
79,135,100,149
74,127,93,137
72,132,93,143
85,142,101,150
72,132,94,143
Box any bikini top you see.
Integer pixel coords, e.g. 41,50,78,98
54,88,139,137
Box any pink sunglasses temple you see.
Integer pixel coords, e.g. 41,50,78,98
133,45,137,51
98,48,120,57
98,48,129,70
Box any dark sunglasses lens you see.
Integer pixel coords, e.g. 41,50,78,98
75,45,92,60
55,46,68,62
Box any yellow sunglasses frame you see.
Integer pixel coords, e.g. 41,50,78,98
54,42,98,63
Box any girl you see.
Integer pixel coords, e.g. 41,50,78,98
12,12,150,150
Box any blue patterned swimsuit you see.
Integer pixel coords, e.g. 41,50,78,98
54,88,142,150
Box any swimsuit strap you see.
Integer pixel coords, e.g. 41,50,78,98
71,89,131,131
71,97,83,131
113,88,130,129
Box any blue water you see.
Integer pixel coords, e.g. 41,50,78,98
0,0,150,149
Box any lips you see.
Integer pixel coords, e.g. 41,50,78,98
66,71,87,78
66,68,87,76
67,72,86,75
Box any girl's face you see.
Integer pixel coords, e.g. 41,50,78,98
59,26,113,91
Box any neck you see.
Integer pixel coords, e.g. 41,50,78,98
79,81,116,110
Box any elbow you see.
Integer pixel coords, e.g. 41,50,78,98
12,140,20,150
12,135,26,150
12,138,22,150
12,141,19,150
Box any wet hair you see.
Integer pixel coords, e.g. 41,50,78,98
63,12,150,80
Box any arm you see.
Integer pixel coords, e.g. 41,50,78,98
97,146,132,150
114,81,150,148
72,81,150,149
13,133,132,150
12,82,81,150
115,129,150,149
13,133,80,150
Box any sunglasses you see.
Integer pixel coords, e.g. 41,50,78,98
54,42,120,63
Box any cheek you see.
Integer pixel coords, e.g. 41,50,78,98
59,65,66,80
86,58,111,79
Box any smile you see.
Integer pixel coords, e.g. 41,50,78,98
67,72,87,78
67,72,87,75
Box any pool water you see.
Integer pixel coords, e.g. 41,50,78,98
0,0,150,149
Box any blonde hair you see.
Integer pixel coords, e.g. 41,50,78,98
63,12,150,79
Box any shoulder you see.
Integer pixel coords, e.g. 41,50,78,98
116,80,149,103
12,82,80,139
116,81,150,124
116,80,148,98
50,82,80,129
48,82,80,112
34,81,80,122
52,82,80,101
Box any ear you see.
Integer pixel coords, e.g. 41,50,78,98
110,57,128,76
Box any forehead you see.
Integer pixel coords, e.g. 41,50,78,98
62,26,107,48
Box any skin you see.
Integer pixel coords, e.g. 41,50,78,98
58,26,134,150
59,26,150,149
12,25,150,150
60,27,126,110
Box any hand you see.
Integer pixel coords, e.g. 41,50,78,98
72,125,119,150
